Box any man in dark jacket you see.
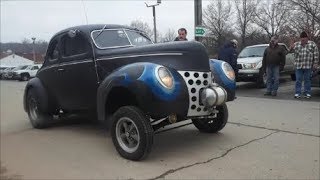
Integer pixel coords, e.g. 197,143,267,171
218,39,238,77
262,36,286,96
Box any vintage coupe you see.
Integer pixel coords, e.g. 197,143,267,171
23,24,236,160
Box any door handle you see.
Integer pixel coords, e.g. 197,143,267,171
57,68,65,72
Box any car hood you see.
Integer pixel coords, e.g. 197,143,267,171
14,70,25,73
237,57,262,64
95,41,210,72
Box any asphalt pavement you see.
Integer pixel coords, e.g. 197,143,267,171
0,80,319,180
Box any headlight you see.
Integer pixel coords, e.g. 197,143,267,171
222,62,235,81
242,63,257,69
255,61,262,69
156,66,174,89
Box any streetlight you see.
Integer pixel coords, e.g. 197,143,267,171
31,37,36,63
145,0,161,43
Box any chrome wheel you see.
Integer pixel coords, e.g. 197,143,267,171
28,97,39,121
115,117,140,153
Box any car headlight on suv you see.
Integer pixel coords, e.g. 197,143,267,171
222,62,235,81
242,63,257,69
156,66,174,89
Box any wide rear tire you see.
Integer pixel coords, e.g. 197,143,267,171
192,104,228,133
111,106,154,161
26,89,52,129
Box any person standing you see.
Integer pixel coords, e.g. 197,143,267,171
174,28,188,41
218,39,238,78
262,36,286,96
290,31,319,98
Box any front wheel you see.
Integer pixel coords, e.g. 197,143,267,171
26,89,52,129
111,106,154,161
192,104,228,133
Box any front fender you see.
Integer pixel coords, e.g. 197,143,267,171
97,62,189,122
210,59,236,101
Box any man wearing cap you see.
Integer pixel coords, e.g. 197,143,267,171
262,36,286,96
290,31,319,98
218,39,239,78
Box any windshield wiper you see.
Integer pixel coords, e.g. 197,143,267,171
248,55,261,57
94,24,107,40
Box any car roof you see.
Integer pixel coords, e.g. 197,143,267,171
53,24,139,38
245,43,287,48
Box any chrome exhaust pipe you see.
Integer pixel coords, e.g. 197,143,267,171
200,83,227,107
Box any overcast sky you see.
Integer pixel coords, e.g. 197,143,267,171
1,0,211,43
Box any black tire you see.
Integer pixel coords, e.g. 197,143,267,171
21,74,30,81
111,106,154,161
257,69,267,88
192,104,228,133
26,89,52,129
291,74,296,81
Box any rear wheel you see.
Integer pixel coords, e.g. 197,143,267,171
111,106,154,161
21,74,30,81
26,89,52,128
192,104,228,133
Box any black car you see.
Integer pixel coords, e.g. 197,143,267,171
23,24,236,160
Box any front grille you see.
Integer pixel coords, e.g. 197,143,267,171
178,71,212,117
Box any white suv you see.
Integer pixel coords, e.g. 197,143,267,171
13,64,42,81
237,43,294,87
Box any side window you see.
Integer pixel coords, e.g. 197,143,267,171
31,66,39,70
61,33,89,57
47,40,59,61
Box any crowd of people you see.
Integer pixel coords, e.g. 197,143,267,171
173,27,319,99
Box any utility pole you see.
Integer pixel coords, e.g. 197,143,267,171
194,0,202,41
31,37,36,63
145,0,161,43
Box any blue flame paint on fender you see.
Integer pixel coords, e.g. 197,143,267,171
138,63,182,101
97,62,189,121
209,59,236,101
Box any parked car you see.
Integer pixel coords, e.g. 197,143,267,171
237,43,295,87
12,64,42,81
3,66,29,80
0,67,15,79
23,24,236,161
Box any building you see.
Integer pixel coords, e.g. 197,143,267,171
0,53,35,68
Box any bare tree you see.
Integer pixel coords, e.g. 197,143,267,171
233,0,259,47
161,28,176,42
203,0,233,50
254,0,289,39
288,0,320,24
130,20,153,38
284,0,320,40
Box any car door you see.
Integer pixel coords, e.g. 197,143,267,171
29,65,39,77
56,30,98,111
37,37,61,102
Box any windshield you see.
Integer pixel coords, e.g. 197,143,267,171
91,29,152,49
238,46,268,58
13,65,29,71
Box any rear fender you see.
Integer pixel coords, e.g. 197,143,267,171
23,77,49,113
